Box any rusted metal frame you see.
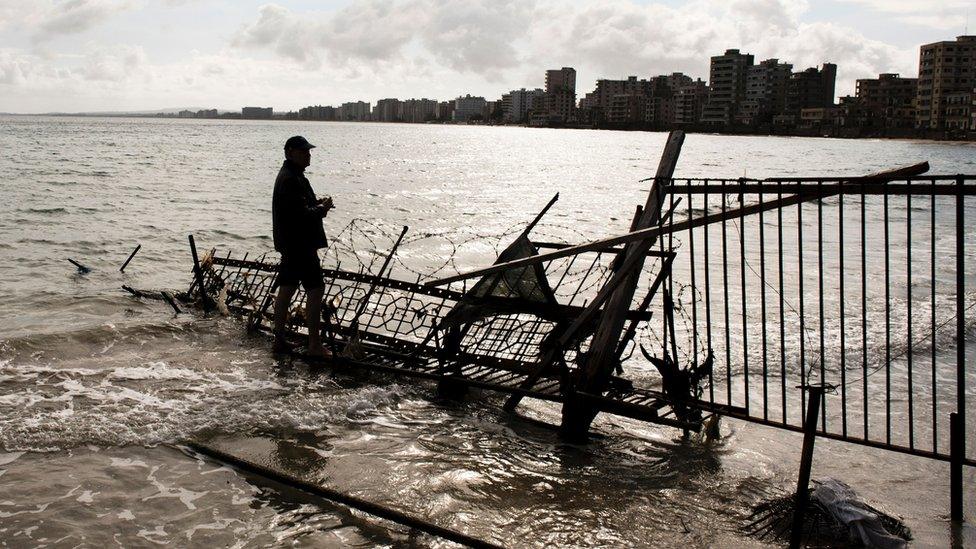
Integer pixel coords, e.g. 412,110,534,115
560,130,686,438
188,235,213,313
351,226,409,325
614,254,675,362
426,162,929,289
534,242,671,258
666,181,976,196
684,393,976,466
565,252,604,306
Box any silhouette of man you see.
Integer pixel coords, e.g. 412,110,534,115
272,135,333,356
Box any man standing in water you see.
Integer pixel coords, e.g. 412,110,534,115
272,135,333,356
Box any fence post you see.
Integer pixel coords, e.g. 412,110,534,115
790,385,824,548
952,174,965,522
950,412,963,521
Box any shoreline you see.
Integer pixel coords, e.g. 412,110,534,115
4,112,975,144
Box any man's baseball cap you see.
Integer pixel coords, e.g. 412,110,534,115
284,135,316,150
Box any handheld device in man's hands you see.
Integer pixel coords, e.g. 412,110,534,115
319,196,335,210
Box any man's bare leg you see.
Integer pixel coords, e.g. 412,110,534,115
272,284,297,352
306,286,327,356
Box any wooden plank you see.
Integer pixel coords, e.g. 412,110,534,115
425,161,930,288
560,131,686,436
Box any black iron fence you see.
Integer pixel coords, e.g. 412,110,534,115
655,175,975,466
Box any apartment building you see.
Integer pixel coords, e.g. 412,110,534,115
701,49,754,125
916,35,976,130
736,58,792,125
544,67,577,123
855,73,917,128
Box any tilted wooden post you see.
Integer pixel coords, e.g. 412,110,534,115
560,130,685,440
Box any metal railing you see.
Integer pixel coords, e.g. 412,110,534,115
653,175,975,466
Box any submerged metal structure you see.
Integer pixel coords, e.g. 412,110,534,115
148,131,976,540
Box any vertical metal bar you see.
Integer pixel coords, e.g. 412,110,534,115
862,188,869,440
839,191,847,437
885,192,892,445
662,196,671,359
704,180,714,402
817,182,826,429
789,385,824,549
779,181,787,424
760,188,769,421
907,184,915,449
951,174,965,520
931,191,938,452
689,184,699,369
188,234,212,313
740,186,750,415
723,180,732,405
798,198,807,413
950,412,963,521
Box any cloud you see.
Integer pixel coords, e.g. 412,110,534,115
81,43,147,81
835,0,971,29
34,0,133,41
0,0,935,112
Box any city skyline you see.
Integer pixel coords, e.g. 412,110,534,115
0,0,972,113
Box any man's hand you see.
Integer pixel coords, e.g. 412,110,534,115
318,196,335,211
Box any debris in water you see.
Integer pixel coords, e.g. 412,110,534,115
67,258,91,273
745,478,911,548
119,244,141,272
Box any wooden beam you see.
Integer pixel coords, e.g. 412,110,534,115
425,161,930,288
559,131,686,438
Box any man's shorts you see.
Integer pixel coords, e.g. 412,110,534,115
278,249,324,290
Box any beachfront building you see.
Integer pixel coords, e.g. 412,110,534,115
400,99,438,123
787,63,837,114
945,91,972,130
337,101,371,121
736,58,792,126
298,105,336,120
373,98,402,122
916,35,976,130
503,88,545,123
701,49,754,126
673,79,708,125
855,73,917,129
544,67,577,123
453,95,486,121
242,106,273,119
436,101,455,121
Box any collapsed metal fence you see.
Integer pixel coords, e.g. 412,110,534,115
657,174,975,467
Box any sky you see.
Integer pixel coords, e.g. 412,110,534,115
0,0,972,113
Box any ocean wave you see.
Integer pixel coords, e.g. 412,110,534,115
0,351,408,452
21,207,68,214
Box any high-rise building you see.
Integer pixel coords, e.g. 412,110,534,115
453,95,486,121
673,79,708,125
337,101,371,121
400,99,438,123
544,67,577,123
436,101,455,121
373,98,402,122
786,63,837,114
916,35,976,130
855,73,917,128
701,49,754,125
503,88,545,123
737,58,792,125
242,106,273,119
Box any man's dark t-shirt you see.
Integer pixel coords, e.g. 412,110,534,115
272,160,328,253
